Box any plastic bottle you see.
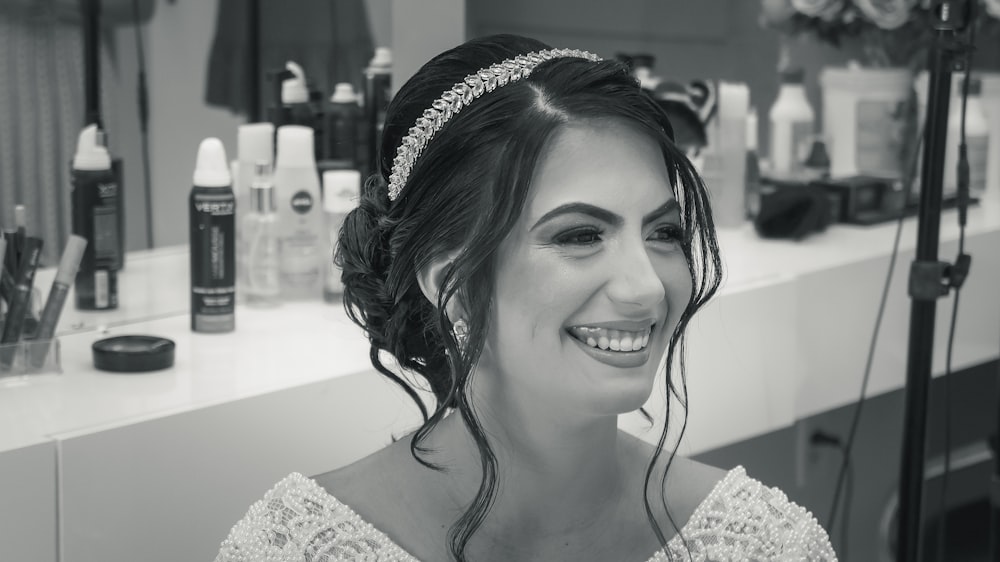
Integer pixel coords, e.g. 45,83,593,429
242,162,281,307
324,83,361,168
71,124,119,310
363,47,392,177
235,123,274,297
189,138,236,333
769,68,814,176
269,62,322,159
944,77,989,199
236,123,275,222
274,125,324,299
322,169,361,302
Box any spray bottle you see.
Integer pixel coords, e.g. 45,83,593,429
189,138,236,333
274,125,324,299
243,162,281,307
235,123,274,297
71,124,120,310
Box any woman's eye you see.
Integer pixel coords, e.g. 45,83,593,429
554,228,602,246
651,224,683,243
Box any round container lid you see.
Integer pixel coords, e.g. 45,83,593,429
92,335,175,373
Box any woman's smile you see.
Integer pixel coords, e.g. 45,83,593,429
566,322,655,352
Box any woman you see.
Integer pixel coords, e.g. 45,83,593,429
215,34,836,561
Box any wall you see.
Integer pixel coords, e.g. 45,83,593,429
391,0,465,95
121,0,243,249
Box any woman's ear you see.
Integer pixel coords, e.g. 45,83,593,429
416,250,465,321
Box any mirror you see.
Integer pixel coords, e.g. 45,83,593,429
0,0,389,332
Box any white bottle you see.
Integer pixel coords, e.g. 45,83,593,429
322,169,361,302
273,125,324,299
769,68,815,176
243,162,281,307
943,77,989,199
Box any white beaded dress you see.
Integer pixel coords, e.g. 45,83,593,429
215,465,837,561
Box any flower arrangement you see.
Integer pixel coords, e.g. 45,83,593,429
761,0,1000,68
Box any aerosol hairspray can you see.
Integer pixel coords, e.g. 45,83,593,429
71,124,120,310
189,138,236,333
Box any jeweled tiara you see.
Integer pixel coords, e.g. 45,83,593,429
387,48,603,202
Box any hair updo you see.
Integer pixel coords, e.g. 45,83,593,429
335,33,721,561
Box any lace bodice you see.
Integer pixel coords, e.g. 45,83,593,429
215,466,837,561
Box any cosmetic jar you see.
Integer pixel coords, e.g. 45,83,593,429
92,335,175,373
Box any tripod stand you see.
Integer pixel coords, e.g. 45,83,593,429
895,2,978,561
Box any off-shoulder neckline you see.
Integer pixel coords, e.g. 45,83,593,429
281,464,749,561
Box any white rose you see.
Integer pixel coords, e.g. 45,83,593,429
984,0,1000,19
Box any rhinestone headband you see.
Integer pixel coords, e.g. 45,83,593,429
387,48,603,201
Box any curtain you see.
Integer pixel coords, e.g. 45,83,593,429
204,0,375,119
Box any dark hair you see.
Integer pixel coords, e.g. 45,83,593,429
335,34,722,561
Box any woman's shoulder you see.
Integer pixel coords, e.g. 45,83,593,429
213,466,418,562
666,463,838,560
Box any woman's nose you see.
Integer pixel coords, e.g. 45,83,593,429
606,242,665,310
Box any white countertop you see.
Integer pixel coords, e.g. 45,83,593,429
0,300,375,453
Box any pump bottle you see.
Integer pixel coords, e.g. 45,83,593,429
71,124,120,310
269,61,322,159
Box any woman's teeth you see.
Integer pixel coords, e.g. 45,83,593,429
569,326,651,352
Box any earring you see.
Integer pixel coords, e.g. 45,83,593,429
452,318,469,349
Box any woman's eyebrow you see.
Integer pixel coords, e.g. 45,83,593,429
529,203,620,231
530,199,680,231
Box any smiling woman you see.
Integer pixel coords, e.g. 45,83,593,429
214,34,838,562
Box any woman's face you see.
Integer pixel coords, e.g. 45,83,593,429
479,119,692,419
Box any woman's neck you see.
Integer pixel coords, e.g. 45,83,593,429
420,405,639,541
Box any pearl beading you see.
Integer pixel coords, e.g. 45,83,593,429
214,466,838,561
386,48,603,202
